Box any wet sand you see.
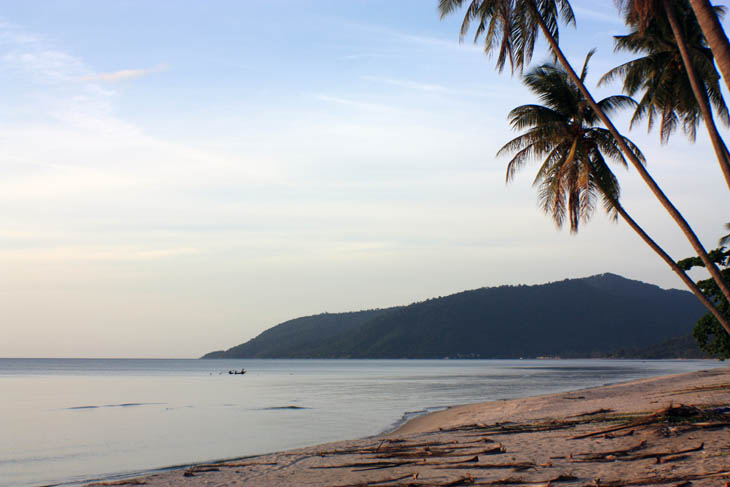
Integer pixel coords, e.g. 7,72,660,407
87,366,730,487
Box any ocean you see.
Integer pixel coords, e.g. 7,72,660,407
0,358,723,487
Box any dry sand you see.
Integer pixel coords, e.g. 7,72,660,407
88,366,730,487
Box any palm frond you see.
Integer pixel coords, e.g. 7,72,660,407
580,49,597,82
720,222,730,246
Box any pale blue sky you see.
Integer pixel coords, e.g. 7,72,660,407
1,1,728,357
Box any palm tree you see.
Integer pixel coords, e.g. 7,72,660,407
688,0,730,94
499,52,636,232
500,54,730,333
439,0,730,315
615,0,730,191
601,6,729,144
721,223,730,246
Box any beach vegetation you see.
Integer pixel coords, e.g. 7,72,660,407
678,244,730,359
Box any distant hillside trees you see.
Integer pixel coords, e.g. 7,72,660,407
202,274,705,359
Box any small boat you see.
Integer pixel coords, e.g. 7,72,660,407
228,368,246,375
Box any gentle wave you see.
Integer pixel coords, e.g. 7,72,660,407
259,405,310,410
382,406,449,434
66,402,163,410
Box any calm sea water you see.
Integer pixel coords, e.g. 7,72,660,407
0,358,723,487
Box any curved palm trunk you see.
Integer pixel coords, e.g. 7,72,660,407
688,0,730,94
663,0,730,191
527,0,730,313
613,201,730,335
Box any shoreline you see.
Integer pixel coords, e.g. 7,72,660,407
83,365,730,487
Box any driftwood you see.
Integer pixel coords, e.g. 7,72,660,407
436,462,537,471
568,409,614,418
475,474,579,486
570,419,654,440
324,473,419,487
372,475,475,487
371,445,504,460
320,439,493,457
655,454,689,464
589,468,730,487
456,422,582,437
312,460,420,470
655,383,730,397
85,480,146,487
603,429,634,439
193,461,278,468
617,442,704,462
572,440,647,461
365,473,578,487
570,404,712,440
571,443,704,464
182,466,220,477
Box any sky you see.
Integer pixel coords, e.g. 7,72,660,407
1,1,729,358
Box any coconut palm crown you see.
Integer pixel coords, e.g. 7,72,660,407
499,52,644,232
438,0,575,73
601,0,728,143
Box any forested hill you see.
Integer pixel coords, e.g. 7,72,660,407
202,273,706,359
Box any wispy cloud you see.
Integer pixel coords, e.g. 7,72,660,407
338,53,382,61
316,94,395,112
396,32,479,52
80,63,169,82
572,6,625,27
362,75,493,98
0,246,201,262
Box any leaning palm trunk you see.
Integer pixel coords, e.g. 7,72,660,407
612,199,730,335
689,0,730,94
526,0,730,309
663,0,730,191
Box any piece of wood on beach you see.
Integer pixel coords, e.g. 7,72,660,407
617,442,704,462
655,454,690,464
570,404,703,441
568,408,614,418
473,474,579,486
572,440,648,461
84,480,147,487
311,459,423,471
192,461,278,468
319,439,492,457
370,474,476,487
321,473,421,487
570,418,654,440
435,461,537,471
458,422,580,437
682,420,730,430
603,429,635,439
653,383,730,397
384,447,503,460
372,445,505,460
573,442,705,465
589,468,730,487
182,466,221,477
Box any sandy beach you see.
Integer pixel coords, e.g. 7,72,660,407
87,366,730,487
